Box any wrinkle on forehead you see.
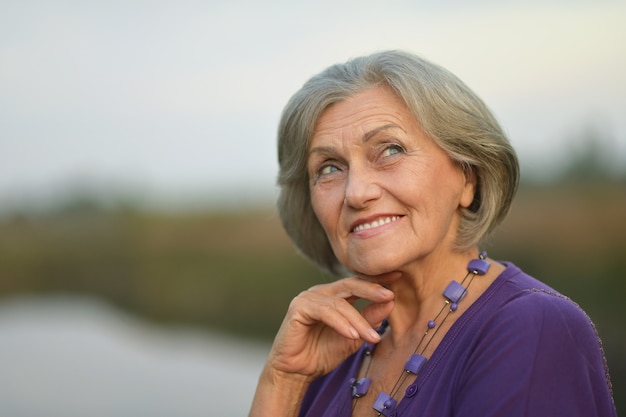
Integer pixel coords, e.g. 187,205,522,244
309,87,416,152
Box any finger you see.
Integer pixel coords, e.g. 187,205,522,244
292,291,384,343
361,299,395,328
287,291,356,339
313,277,395,304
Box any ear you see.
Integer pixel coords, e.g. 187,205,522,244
459,167,477,209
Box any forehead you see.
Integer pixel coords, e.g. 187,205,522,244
311,87,415,143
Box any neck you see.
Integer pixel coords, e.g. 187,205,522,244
349,251,498,417
381,247,480,343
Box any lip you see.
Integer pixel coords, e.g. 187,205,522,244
349,214,404,234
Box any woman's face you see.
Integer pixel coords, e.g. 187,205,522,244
307,87,476,276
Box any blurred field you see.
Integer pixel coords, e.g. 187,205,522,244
0,181,624,414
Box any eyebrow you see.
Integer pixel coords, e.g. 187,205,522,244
308,123,405,157
362,123,404,142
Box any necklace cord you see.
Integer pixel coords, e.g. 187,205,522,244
348,252,490,417
387,270,477,398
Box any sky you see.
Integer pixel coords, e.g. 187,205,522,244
1,0,625,209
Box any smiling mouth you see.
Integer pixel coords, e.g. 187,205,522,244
352,216,402,233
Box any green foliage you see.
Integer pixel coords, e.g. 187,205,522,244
0,208,327,339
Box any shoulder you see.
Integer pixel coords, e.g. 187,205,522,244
465,262,613,391
453,264,617,416
477,263,600,348
490,265,596,339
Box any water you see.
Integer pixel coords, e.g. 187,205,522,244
0,295,270,417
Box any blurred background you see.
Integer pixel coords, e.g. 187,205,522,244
1,0,625,415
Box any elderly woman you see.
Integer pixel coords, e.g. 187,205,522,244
249,51,616,417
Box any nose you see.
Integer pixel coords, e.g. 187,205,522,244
344,164,382,209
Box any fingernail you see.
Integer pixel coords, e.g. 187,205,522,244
369,329,381,341
381,288,394,297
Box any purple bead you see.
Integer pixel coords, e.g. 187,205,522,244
351,377,371,398
373,392,397,416
450,303,458,312
467,258,490,275
427,320,436,329
404,353,427,374
363,341,375,355
443,280,467,303
405,383,418,397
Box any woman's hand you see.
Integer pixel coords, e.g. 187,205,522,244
248,273,396,417
267,273,397,379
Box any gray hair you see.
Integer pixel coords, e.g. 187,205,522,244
277,50,519,275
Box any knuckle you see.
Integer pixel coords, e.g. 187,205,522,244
287,291,310,311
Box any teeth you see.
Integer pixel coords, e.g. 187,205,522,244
353,216,400,232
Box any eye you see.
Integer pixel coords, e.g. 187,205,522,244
381,144,405,157
311,162,342,184
318,163,340,176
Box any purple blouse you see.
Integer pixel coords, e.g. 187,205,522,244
298,263,617,417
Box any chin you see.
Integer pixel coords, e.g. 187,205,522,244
340,248,405,276
349,260,400,278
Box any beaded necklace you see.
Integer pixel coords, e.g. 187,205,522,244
347,252,491,417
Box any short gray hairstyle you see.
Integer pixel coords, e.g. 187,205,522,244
277,50,519,276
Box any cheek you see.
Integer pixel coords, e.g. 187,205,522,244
395,164,464,218
310,194,324,228
310,188,344,243
310,188,339,234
